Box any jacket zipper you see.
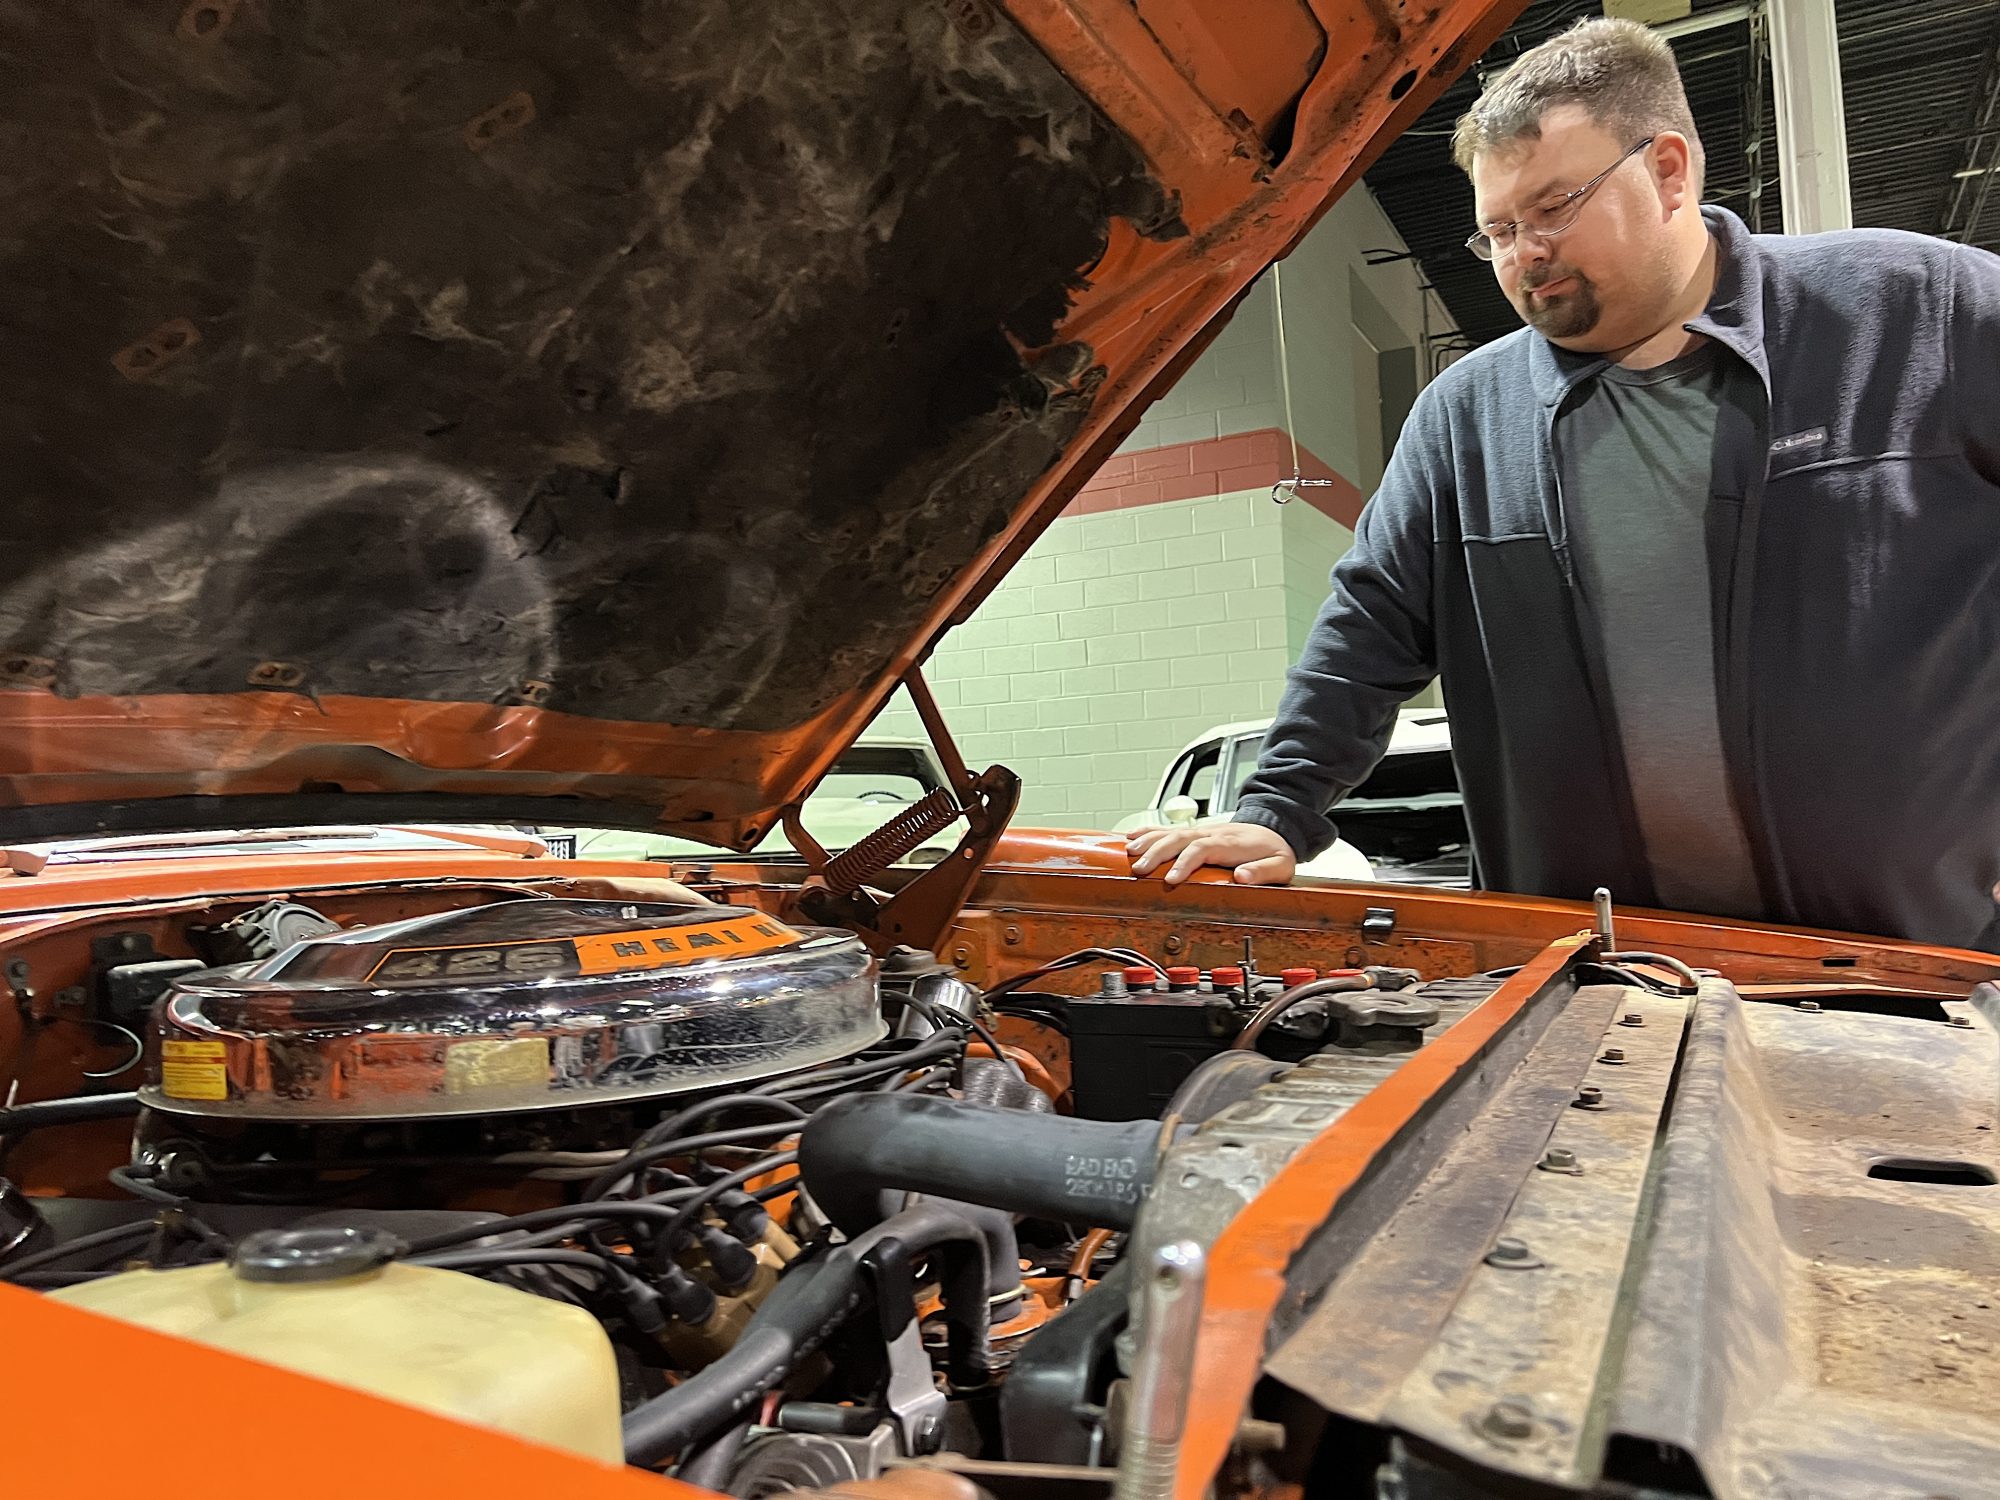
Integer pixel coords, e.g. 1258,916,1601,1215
1716,370,1791,920
1542,395,1656,904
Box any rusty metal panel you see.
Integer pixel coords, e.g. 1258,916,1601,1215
1264,981,1652,1424
1380,984,1690,1484
1602,984,2000,1499
1284,972,2000,1499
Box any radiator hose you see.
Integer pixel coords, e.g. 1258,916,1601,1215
799,1092,1167,1234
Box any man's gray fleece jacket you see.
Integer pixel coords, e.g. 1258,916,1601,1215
1233,207,2000,948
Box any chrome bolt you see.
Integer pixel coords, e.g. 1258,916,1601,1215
1798,1000,1822,1013
1480,1399,1535,1441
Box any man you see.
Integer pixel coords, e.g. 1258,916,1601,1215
1130,18,2000,948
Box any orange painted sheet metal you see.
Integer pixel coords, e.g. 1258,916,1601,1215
975,829,2000,989
1168,933,1593,1498
0,1284,715,1500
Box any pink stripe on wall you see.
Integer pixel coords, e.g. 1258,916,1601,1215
1067,427,1366,529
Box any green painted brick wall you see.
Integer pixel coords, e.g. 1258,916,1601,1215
873,487,1297,831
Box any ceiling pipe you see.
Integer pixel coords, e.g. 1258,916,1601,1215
1767,0,1853,232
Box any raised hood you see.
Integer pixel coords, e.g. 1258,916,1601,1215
0,0,1516,847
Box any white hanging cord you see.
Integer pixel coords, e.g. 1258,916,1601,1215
1270,257,1335,507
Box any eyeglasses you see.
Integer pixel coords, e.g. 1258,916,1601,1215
1465,137,1655,262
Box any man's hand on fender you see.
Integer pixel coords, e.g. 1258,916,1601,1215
1126,822,1296,887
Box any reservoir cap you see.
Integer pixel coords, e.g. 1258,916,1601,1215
231,1225,405,1284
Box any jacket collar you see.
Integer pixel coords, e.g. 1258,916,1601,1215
1528,204,1770,407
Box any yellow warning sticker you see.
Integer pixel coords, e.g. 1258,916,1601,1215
572,914,804,976
160,1039,230,1102
445,1036,551,1095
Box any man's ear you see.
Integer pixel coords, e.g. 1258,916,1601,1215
1652,131,1697,211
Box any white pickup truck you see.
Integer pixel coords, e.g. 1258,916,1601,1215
1114,708,1470,886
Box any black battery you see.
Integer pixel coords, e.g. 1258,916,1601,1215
1067,991,1241,1121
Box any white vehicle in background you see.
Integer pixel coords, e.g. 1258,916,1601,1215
554,739,960,868
1115,708,1470,886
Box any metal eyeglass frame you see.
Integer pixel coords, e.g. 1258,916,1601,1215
1465,136,1656,262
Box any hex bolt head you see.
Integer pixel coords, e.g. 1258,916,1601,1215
1540,1147,1579,1172
1573,1085,1605,1109
1004,925,1022,946
1480,1399,1535,1441
1619,1011,1646,1027
1600,1047,1627,1064
1798,1000,1822,1013
1952,1015,1976,1029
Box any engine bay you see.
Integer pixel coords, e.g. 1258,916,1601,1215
5,856,1999,1500
0,870,1472,1495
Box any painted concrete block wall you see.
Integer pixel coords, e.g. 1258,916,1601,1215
1279,500,1356,662
1115,276,1285,459
869,185,1452,830
871,487,1294,831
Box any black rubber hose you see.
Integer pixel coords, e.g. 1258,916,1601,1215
799,1093,1166,1234
1231,973,1374,1053
620,1200,992,1466
0,1219,153,1279
673,1416,754,1489
0,1092,142,1135
890,1196,1025,1316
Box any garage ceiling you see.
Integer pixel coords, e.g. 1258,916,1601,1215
1365,0,2000,349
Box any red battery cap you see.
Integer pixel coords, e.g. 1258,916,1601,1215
1122,966,1158,988
1164,966,1202,988
1211,966,1246,986
1279,967,1318,988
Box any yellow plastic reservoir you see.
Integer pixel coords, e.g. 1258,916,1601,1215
48,1225,623,1461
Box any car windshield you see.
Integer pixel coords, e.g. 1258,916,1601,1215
814,745,945,804
1227,727,1457,810
552,743,952,865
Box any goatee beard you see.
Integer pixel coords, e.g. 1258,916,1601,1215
1519,270,1601,340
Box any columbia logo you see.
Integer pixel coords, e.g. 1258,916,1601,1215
1770,427,1828,455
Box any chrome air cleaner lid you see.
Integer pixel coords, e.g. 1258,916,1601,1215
143,900,882,1121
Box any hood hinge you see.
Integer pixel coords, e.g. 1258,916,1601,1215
784,667,1018,955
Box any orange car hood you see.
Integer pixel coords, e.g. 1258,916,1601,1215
0,0,1517,847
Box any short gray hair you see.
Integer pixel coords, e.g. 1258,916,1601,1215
1451,18,1703,187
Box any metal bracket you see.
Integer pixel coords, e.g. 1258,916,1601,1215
860,1237,949,1457
790,666,1019,955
